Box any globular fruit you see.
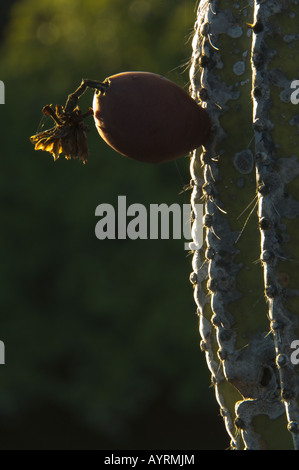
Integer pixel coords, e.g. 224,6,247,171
93,72,210,163
30,72,210,164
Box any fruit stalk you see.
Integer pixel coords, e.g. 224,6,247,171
64,79,109,114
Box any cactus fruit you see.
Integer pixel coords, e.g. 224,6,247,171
30,73,210,164
93,72,211,163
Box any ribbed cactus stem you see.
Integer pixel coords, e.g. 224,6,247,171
252,0,299,449
189,0,243,449
189,0,299,450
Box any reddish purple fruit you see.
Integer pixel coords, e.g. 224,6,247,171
92,72,210,163
30,72,210,164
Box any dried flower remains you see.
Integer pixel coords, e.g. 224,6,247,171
30,104,93,163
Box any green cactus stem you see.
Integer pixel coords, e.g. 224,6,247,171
189,0,299,450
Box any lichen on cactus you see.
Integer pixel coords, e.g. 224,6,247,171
189,0,299,450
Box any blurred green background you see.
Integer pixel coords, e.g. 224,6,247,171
0,0,228,449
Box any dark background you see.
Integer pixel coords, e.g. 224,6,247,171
0,0,228,449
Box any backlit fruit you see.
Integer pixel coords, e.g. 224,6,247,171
92,72,210,163
30,72,211,164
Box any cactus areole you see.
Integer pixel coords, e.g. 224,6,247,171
30,72,211,164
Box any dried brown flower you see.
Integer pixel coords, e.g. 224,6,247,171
30,105,93,163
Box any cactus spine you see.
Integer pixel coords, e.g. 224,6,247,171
190,0,299,450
